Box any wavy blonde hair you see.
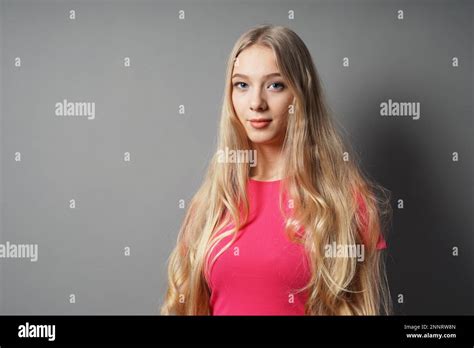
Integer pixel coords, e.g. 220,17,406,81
160,24,393,315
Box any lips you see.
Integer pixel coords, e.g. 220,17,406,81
249,118,272,129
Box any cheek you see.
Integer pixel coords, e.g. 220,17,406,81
272,97,292,119
232,93,246,121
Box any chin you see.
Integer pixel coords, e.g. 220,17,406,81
247,134,277,145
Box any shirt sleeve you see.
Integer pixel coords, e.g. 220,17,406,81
356,191,387,250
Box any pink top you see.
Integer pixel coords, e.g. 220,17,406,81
206,178,387,315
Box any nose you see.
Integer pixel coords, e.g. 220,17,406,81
249,88,267,112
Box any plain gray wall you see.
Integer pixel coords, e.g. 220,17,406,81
0,0,472,314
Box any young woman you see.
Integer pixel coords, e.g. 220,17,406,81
161,24,392,315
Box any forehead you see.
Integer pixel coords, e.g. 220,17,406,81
233,45,279,76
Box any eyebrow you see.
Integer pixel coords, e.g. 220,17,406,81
231,72,282,79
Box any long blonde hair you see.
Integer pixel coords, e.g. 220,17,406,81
160,24,393,315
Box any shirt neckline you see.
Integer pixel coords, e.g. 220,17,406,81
249,177,283,183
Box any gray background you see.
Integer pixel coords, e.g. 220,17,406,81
0,0,472,314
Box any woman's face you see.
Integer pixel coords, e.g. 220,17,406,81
231,45,294,146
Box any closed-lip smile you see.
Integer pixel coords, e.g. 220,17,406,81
248,118,272,122
248,118,272,129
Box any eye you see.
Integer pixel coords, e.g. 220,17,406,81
233,82,248,89
269,82,285,90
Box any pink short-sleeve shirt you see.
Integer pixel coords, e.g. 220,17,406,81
206,178,386,315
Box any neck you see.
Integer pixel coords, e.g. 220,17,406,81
249,143,284,181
